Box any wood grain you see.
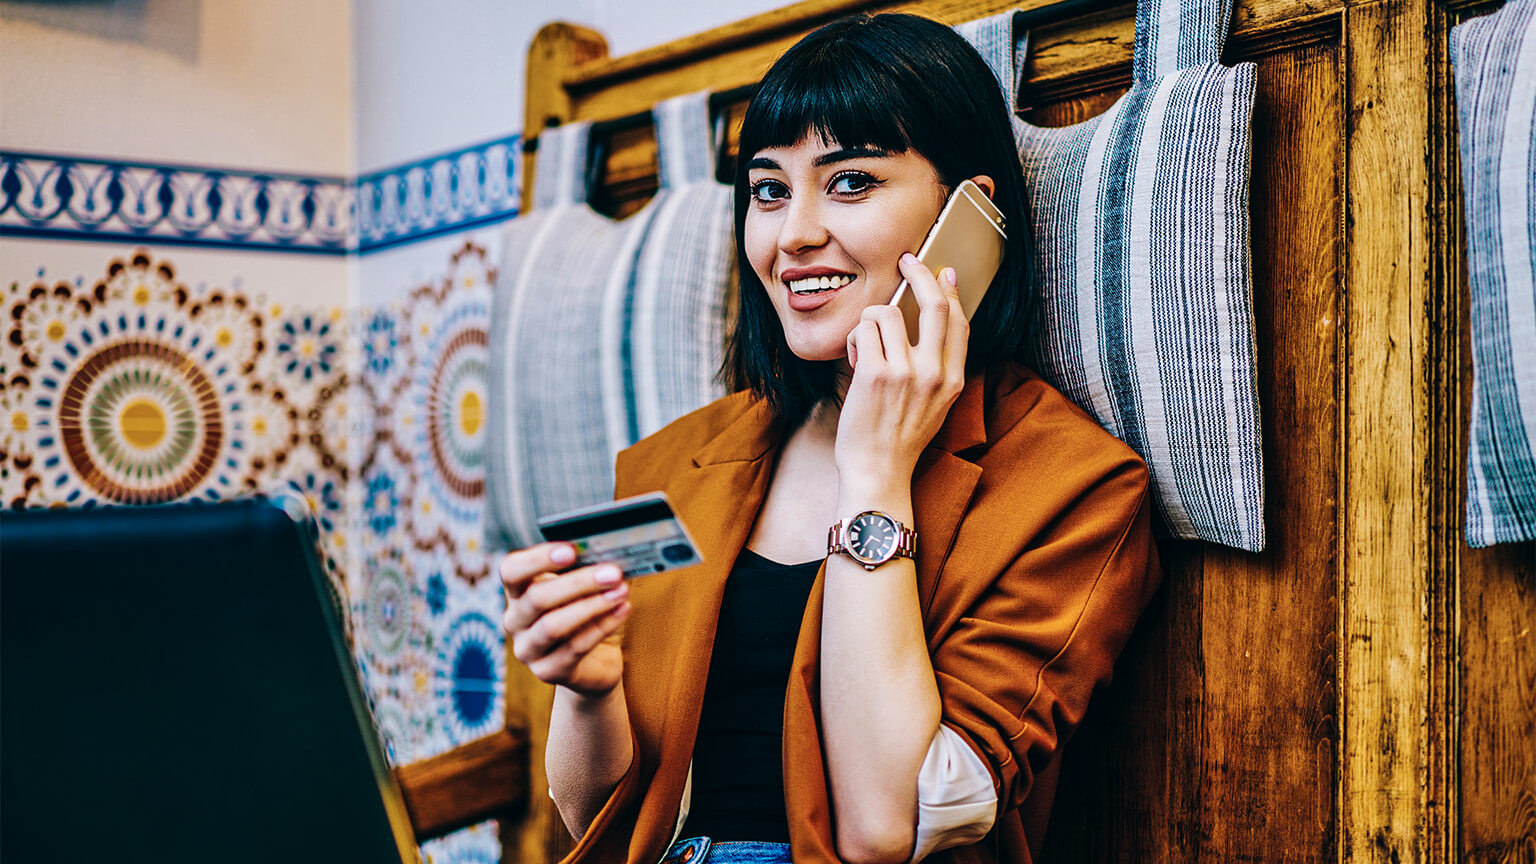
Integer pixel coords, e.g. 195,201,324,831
395,728,528,843
1340,0,1440,860
1199,36,1343,860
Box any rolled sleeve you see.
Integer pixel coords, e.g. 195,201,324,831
908,723,998,862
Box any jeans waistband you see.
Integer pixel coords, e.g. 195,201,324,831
659,837,792,864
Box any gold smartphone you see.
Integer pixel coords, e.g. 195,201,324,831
889,178,1007,345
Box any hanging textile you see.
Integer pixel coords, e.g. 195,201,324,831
622,92,736,447
958,0,1266,552
1451,0,1536,547
485,123,625,551
486,95,736,551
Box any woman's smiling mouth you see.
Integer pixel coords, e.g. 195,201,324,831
786,274,855,295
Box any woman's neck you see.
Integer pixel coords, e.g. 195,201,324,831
801,358,854,441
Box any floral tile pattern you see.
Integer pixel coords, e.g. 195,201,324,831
4,239,512,856
1,252,349,539
354,239,504,767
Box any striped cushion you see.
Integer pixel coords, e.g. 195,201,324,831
486,122,623,551
960,4,1266,551
486,97,738,552
620,93,736,449
1451,0,1536,547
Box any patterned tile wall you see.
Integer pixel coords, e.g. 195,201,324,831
355,239,504,763
3,148,519,864
1,251,352,579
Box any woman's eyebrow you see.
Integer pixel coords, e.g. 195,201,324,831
813,147,891,166
745,156,780,171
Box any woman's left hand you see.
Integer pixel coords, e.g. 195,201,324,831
837,252,969,487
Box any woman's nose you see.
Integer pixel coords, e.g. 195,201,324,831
777,196,829,253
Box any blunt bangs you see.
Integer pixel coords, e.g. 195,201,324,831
742,33,921,165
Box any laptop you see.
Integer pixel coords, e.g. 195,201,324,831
1,495,421,863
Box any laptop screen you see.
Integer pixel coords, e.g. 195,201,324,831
1,496,421,863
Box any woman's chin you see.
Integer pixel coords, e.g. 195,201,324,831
786,342,850,364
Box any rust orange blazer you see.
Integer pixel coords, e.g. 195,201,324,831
561,364,1161,864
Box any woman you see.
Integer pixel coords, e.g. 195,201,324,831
499,13,1159,864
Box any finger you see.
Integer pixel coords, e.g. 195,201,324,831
499,543,577,599
514,584,629,661
941,291,970,389
561,601,630,658
848,318,885,368
522,562,624,614
507,562,624,633
861,303,912,372
527,602,630,685
898,254,952,352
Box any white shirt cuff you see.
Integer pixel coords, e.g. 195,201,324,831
908,724,998,863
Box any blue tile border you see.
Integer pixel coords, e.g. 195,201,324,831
0,135,522,256
356,134,522,252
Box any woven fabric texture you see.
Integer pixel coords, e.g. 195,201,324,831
608,92,736,456
959,0,1266,551
486,122,622,550
486,96,739,551
1451,0,1536,547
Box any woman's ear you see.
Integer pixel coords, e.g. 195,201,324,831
967,174,997,199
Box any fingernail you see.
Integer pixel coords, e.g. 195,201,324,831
944,268,958,287
594,565,623,585
550,545,575,565
603,584,629,602
901,252,917,264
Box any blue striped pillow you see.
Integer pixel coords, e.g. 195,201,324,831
486,98,738,553
1451,0,1536,547
486,122,623,551
602,93,736,457
959,3,1266,551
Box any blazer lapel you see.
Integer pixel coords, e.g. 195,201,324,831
912,373,986,613
623,400,782,859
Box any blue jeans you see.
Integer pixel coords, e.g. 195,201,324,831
659,837,793,864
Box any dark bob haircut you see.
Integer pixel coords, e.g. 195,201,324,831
724,12,1033,428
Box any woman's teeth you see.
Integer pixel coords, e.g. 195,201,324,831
787,274,854,295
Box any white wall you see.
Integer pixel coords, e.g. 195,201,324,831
0,0,354,173
353,0,787,172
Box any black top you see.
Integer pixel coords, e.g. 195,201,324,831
679,548,821,843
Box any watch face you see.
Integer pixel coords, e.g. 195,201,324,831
848,512,898,563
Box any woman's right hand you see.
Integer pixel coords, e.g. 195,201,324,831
500,543,631,697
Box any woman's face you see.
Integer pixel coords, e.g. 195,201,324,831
743,133,948,363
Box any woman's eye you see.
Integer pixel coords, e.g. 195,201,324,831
750,180,789,203
830,172,877,195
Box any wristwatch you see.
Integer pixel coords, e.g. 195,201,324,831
826,510,917,570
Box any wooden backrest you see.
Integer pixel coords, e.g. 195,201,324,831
486,1,1536,862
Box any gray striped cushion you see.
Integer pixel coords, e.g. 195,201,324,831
486,99,738,552
486,123,624,550
960,4,1266,551
622,93,736,447
1451,0,1536,547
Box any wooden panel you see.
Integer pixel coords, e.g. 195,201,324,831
1037,34,1344,863
1459,543,1536,861
395,728,528,843
1199,33,1343,860
1340,0,1442,859
557,0,1354,129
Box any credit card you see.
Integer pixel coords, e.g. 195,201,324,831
536,491,703,578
